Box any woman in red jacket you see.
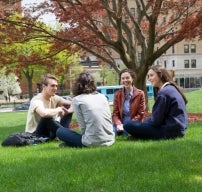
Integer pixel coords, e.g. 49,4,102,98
112,69,146,136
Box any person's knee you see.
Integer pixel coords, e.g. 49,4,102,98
56,127,65,138
123,120,132,131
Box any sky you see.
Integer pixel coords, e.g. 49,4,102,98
21,0,56,25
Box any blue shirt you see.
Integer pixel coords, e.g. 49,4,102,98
122,88,133,123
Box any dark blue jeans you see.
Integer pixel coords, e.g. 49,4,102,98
34,113,72,140
56,127,84,148
123,120,165,140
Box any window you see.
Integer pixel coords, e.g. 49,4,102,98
138,52,141,62
164,60,167,68
184,44,189,53
130,8,135,16
184,60,189,68
172,45,175,53
180,78,185,88
190,44,196,53
106,89,114,95
185,78,190,88
172,60,175,67
125,15,129,23
191,59,196,68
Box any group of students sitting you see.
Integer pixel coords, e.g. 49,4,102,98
22,65,188,148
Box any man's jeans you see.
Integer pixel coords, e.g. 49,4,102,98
34,113,72,140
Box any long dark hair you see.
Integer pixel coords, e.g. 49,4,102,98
41,73,58,86
72,72,97,96
149,65,188,104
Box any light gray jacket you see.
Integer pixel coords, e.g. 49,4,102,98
72,92,115,147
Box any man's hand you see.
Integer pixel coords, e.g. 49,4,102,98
61,105,73,115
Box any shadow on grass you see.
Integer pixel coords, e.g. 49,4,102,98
0,135,201,192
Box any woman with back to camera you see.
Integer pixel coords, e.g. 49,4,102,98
56,71,115,147
112,68,146,136
124,65,188,140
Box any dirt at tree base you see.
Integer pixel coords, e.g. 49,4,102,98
69,113,202,129
188,113,202,122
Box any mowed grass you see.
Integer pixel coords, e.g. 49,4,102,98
0,89,202,192
148,89,202,113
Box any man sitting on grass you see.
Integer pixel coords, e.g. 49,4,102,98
25,73,73,140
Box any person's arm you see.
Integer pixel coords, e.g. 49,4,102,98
112,91,123,126
59,98,72,106
133,91,146,121
73,100,86,134
35,104,65,118
57,96,74,114
147,95,167,126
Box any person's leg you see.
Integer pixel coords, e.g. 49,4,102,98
60,113,72,128
113,125,118,136
34,118,62,140
56,127,83,148
124,120,165,140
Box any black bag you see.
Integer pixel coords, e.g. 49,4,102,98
1,132,49,147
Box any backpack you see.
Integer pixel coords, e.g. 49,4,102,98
1,132,49,147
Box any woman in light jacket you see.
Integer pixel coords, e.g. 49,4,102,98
56,72,115,147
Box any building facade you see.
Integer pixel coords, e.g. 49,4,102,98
127,0,202,90
155,39,202,90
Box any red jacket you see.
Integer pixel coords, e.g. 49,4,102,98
112,87,145,125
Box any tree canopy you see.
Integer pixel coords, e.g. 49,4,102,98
0,14,81,99
1,0,202,94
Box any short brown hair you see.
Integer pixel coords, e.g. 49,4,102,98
41,74,58,86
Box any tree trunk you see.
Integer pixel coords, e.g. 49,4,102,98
23,69,34,100
27,77,33,100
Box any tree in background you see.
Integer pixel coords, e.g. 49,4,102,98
94,66,120,86
20,0,202,93
0,14,80,99
0,68,21,102
1,1,202,100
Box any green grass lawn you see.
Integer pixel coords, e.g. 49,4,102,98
0,90,202,192
0,110,202,192
148,89,202,113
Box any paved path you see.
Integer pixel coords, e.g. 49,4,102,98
0,107,13,112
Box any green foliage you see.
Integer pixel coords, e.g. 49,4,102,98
0,68,21,97
0,112,202,192
94,67,119,86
